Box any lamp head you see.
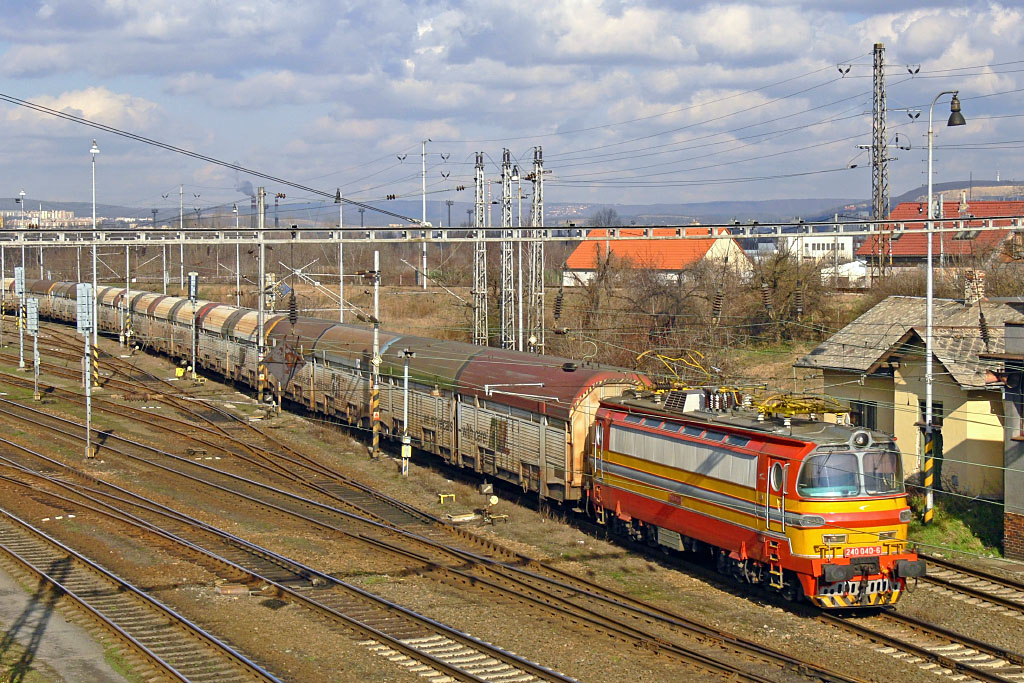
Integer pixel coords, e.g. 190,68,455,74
947,94,966,127
232,203,238,213
90,139,100,156
334,188,341,204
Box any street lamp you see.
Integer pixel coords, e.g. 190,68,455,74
924,90,965,524
90,139,99,346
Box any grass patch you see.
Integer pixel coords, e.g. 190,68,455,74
907,491,1003,557
103,642,144,683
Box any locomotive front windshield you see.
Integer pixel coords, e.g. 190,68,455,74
798,447,904,498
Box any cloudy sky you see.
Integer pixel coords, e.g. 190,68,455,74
0,1,1022,223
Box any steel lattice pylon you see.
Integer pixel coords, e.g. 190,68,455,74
872,42,890,278
473,152,488,346
499,149,515,349
527,146,544,353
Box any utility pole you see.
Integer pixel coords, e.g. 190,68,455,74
15,267,24,369
421,138,430,290
528,146,545,353
179,185,185,289
872,42,890,279
370,250,381,458
500,149,514,349
77,283,94,459
336,189,344,322
188,271,198,380
233,204,240,306
122,239,131,348
473,152,488,346
91,141,99,347
257,187,266,404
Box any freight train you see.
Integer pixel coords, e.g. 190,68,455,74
10,278,925,608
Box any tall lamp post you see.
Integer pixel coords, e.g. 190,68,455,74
924,90,966,524
90,140,100,346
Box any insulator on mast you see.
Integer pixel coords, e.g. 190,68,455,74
979,310,991,351
794,280,805,321
760,277,774,318
711,286,724,323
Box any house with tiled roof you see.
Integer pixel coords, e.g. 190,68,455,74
561,227,751,286
795,284,1019,500
856,199,1024,267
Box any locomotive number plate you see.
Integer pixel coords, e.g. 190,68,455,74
844,545,882,558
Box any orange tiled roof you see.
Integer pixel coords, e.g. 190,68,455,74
855,200,1024,258
564,227,732,271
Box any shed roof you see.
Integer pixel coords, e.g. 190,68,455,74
564,227,738,271
795,295,1021,388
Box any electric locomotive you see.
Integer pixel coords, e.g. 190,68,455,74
587,387,925,607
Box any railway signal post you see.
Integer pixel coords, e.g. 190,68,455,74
77,283,94,459
15,266,25,369
188,271,198,380
27,297,38,401
401,348,415,476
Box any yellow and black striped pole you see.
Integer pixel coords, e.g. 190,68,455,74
91,346,100,388
923,427,934,523
257,356,266,404
371,382,380,458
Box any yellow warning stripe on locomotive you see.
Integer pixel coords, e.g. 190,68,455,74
812,589,901,608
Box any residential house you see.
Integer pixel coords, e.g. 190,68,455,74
562,227,751,287
857,199,1024,269
979,318,1024,559
795,283,1018,501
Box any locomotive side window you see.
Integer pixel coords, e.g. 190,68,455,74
682,426,703,438
725,435,750,447
703,430,726,442
797,452,859,498
863,449,904,495
769,462,784,492
642,418,662,428
624,415,643,425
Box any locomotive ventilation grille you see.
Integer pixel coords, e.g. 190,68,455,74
663,390,689,412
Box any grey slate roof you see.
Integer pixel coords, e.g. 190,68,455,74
796,295,1023,388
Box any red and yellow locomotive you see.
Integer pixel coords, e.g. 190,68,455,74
587,388,925,607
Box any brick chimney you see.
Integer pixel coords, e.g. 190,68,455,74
965,270,985,306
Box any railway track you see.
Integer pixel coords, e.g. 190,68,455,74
822,610,1024,681
0,372,851,682
0,506,281,683
0,447,573,683
918,553,1024,616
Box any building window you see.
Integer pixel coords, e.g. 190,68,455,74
850,400,878,430
918,400,944,428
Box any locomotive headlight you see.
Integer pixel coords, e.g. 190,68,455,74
878,530,897,540
822,533,847,544
899,509,913,523
850,430,871,449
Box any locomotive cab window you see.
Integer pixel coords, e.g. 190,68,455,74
863,448,904,495
797,452,859,498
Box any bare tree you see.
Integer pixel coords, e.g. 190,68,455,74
590,207,620,227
